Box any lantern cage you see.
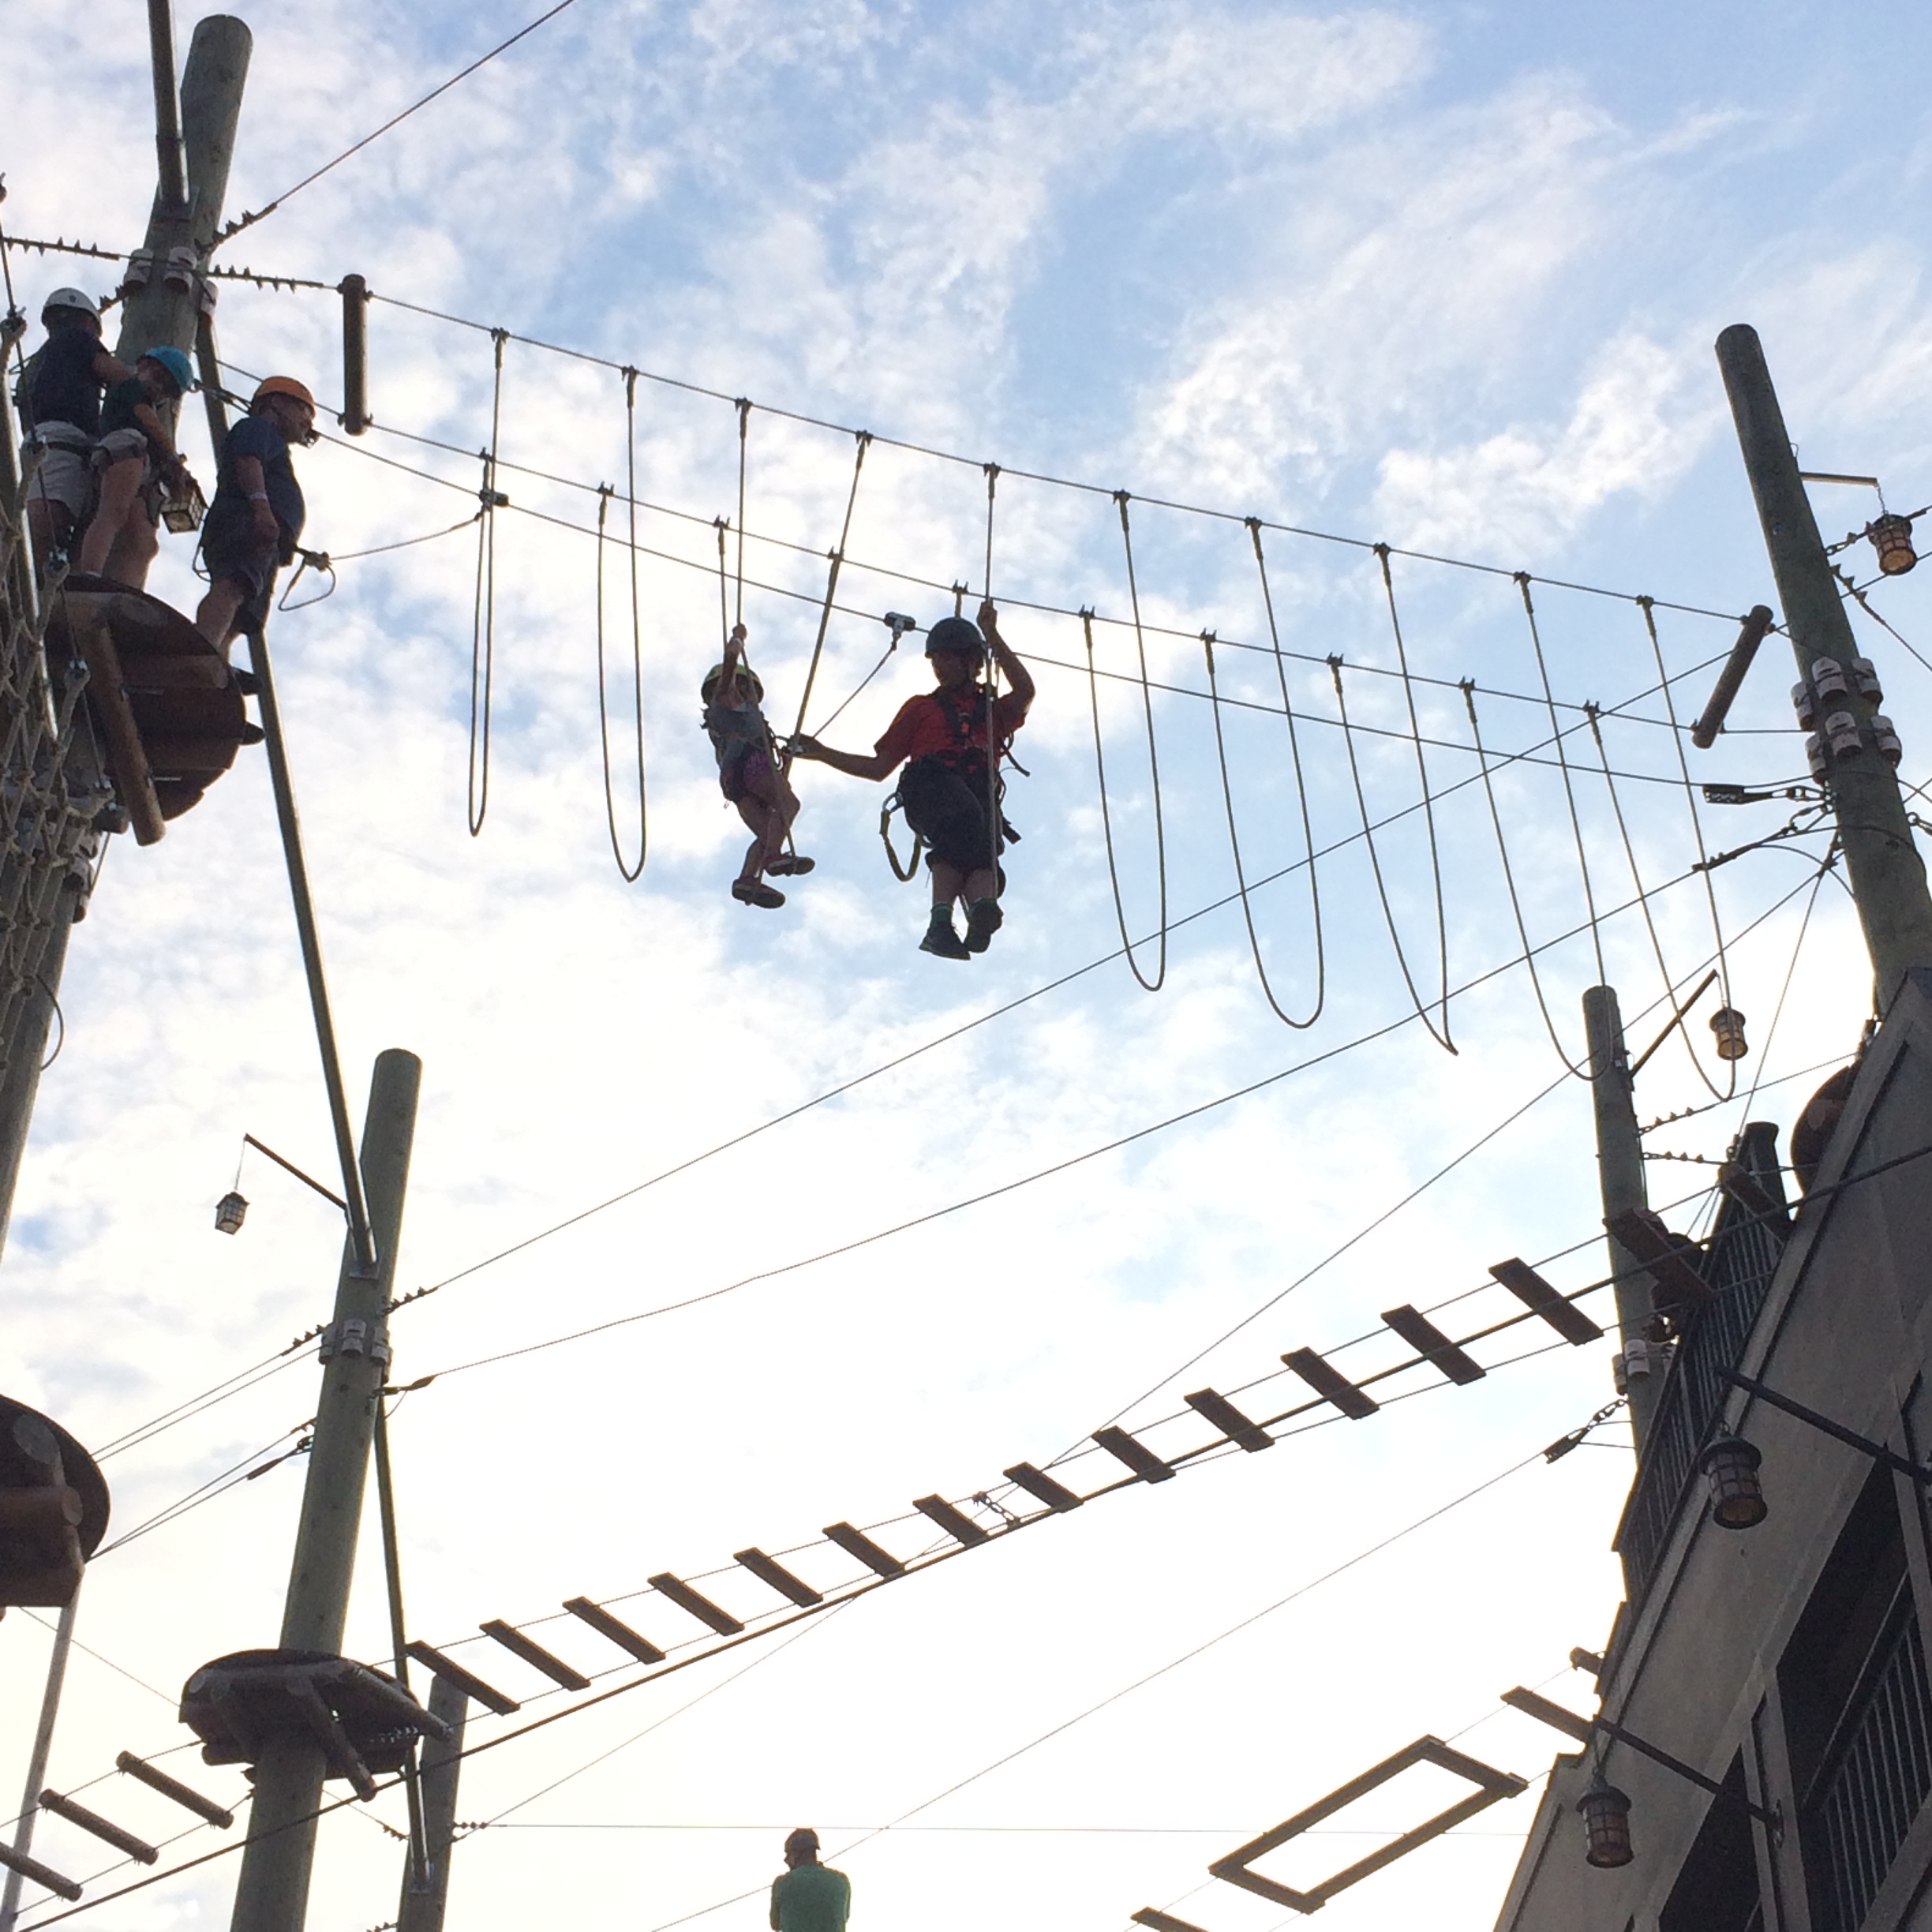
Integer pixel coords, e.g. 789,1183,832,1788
214,1192,248,1236
1709,1008,1749,1062
1578,1777,1634,1869
1869,513,1918,577
1699,1432,1768,1530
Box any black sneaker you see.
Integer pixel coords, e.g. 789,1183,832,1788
964,897,1003,953
919,923,972,960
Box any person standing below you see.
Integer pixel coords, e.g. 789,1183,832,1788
193,374,315,657
769,1828,850,1932
11,287,133,571
76,346,197,589
792,600,1033,960
703,620,813,908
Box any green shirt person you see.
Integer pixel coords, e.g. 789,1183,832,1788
769,1828,850,1932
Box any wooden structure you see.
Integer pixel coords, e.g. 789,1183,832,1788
0,1397,108,1609
43,580,262,844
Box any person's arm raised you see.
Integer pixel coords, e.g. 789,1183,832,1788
979,599,1034,710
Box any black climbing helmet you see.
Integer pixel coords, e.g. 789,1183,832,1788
925,616,984,661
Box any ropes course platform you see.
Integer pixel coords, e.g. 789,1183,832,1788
43,580,263,845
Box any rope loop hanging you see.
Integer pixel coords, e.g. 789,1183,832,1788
467,327,509,837
1327,651,1455,1054
1084,600,1166,992
1373,545,1453,1048
1517,570,1606,983
783,430,871,765
1461,677,1590,1079
1636,594,1736,1100
592,369,647,883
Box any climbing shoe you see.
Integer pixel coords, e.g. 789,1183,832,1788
732,878,786,909
766,853,815,876
920,923,972,960
964,897,1003,953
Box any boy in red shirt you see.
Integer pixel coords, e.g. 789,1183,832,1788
792,600,1034,958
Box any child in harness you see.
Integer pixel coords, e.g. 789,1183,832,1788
703,623,813,909
792,601,1034,959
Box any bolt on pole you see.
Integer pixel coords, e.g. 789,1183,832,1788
1716,324,1932,1010
227,1049,421,1932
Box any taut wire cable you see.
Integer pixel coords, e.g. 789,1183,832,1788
1084,606,1165,990
1247,520,1325,1025
1376,547,1454,1047
468,329,507,837
1327,656,1456,1054
1637,596,1737,1101
1519,571,1606,982
784,431,871,761
1201,631,1320,1028
1461,680,1591,1078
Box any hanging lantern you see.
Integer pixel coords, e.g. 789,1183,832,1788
1709,1008,1748,1061
214,1192,249,1236
1578,1777,1634,1868
1698,1432,1766,1530
1868,513,1917,577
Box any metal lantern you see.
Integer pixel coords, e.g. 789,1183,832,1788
214,1191,249,1236
1698,1432,1767,1530
1578,1777,1634,1868
1709,1007,1748,1061
1869,513,1917,577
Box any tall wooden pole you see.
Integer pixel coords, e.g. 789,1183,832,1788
227,1050,420,1932
1716,324,1932,1009
396,1678,470,1932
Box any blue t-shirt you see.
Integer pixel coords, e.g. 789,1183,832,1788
216,414,305,540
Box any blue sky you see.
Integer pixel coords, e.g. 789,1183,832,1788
3,4,1930,1931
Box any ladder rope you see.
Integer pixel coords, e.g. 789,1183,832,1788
1327,656,1456,1054
467,329,507,837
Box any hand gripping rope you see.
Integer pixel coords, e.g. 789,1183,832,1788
468,329,510,837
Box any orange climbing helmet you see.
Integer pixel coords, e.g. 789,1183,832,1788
252,375,316,412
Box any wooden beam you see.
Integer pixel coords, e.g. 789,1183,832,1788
1488,1259,1604,1345
1380,1305,1485,1385
76,617,166,844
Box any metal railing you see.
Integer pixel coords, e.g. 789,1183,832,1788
1613,1121,1789,1601
1807,1594,1932,1932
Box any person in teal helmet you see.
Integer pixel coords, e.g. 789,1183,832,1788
77,345,197,588
769,1829,849,1932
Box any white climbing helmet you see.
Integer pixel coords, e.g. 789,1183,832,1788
41,287,100,322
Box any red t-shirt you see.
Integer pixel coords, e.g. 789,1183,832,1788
874,686,1028,773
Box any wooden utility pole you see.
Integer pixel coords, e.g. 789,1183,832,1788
0,12,252,1260
227,1050,420,1932
1582,987,1658,1452
396,1678,470,1932
0,1589,80,1932
1716,324,1932,1008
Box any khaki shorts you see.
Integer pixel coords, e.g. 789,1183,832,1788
23,424,93,519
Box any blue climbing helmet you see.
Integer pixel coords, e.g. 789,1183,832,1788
140,346,195,397
925,616,984,661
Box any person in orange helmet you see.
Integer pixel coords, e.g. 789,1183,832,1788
194,374,316,658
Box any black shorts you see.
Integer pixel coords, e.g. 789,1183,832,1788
201,499,284,635
900,755,1001,873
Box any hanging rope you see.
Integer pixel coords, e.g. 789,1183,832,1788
1082,492,1171,990
713,516,730,647
1246,520,1327,1024
1636,597,1736,1101
468,328,508,837
983,464,998,601
1327,656,1456,1054
1518,572,1605,982
1462,680,1591,1079
1374,547,1454,1047
593,479,646,876
1084,600,1165,991
783,432,871,761
981,464,1004,893
1201,631,1322,1028
732,398,750,631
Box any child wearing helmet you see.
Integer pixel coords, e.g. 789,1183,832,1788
704,623,812,909
194,375,315,656
12,288,135,570
792,600,1034,958
76,347,197,589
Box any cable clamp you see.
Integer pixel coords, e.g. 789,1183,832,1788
319,1318,391,1367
